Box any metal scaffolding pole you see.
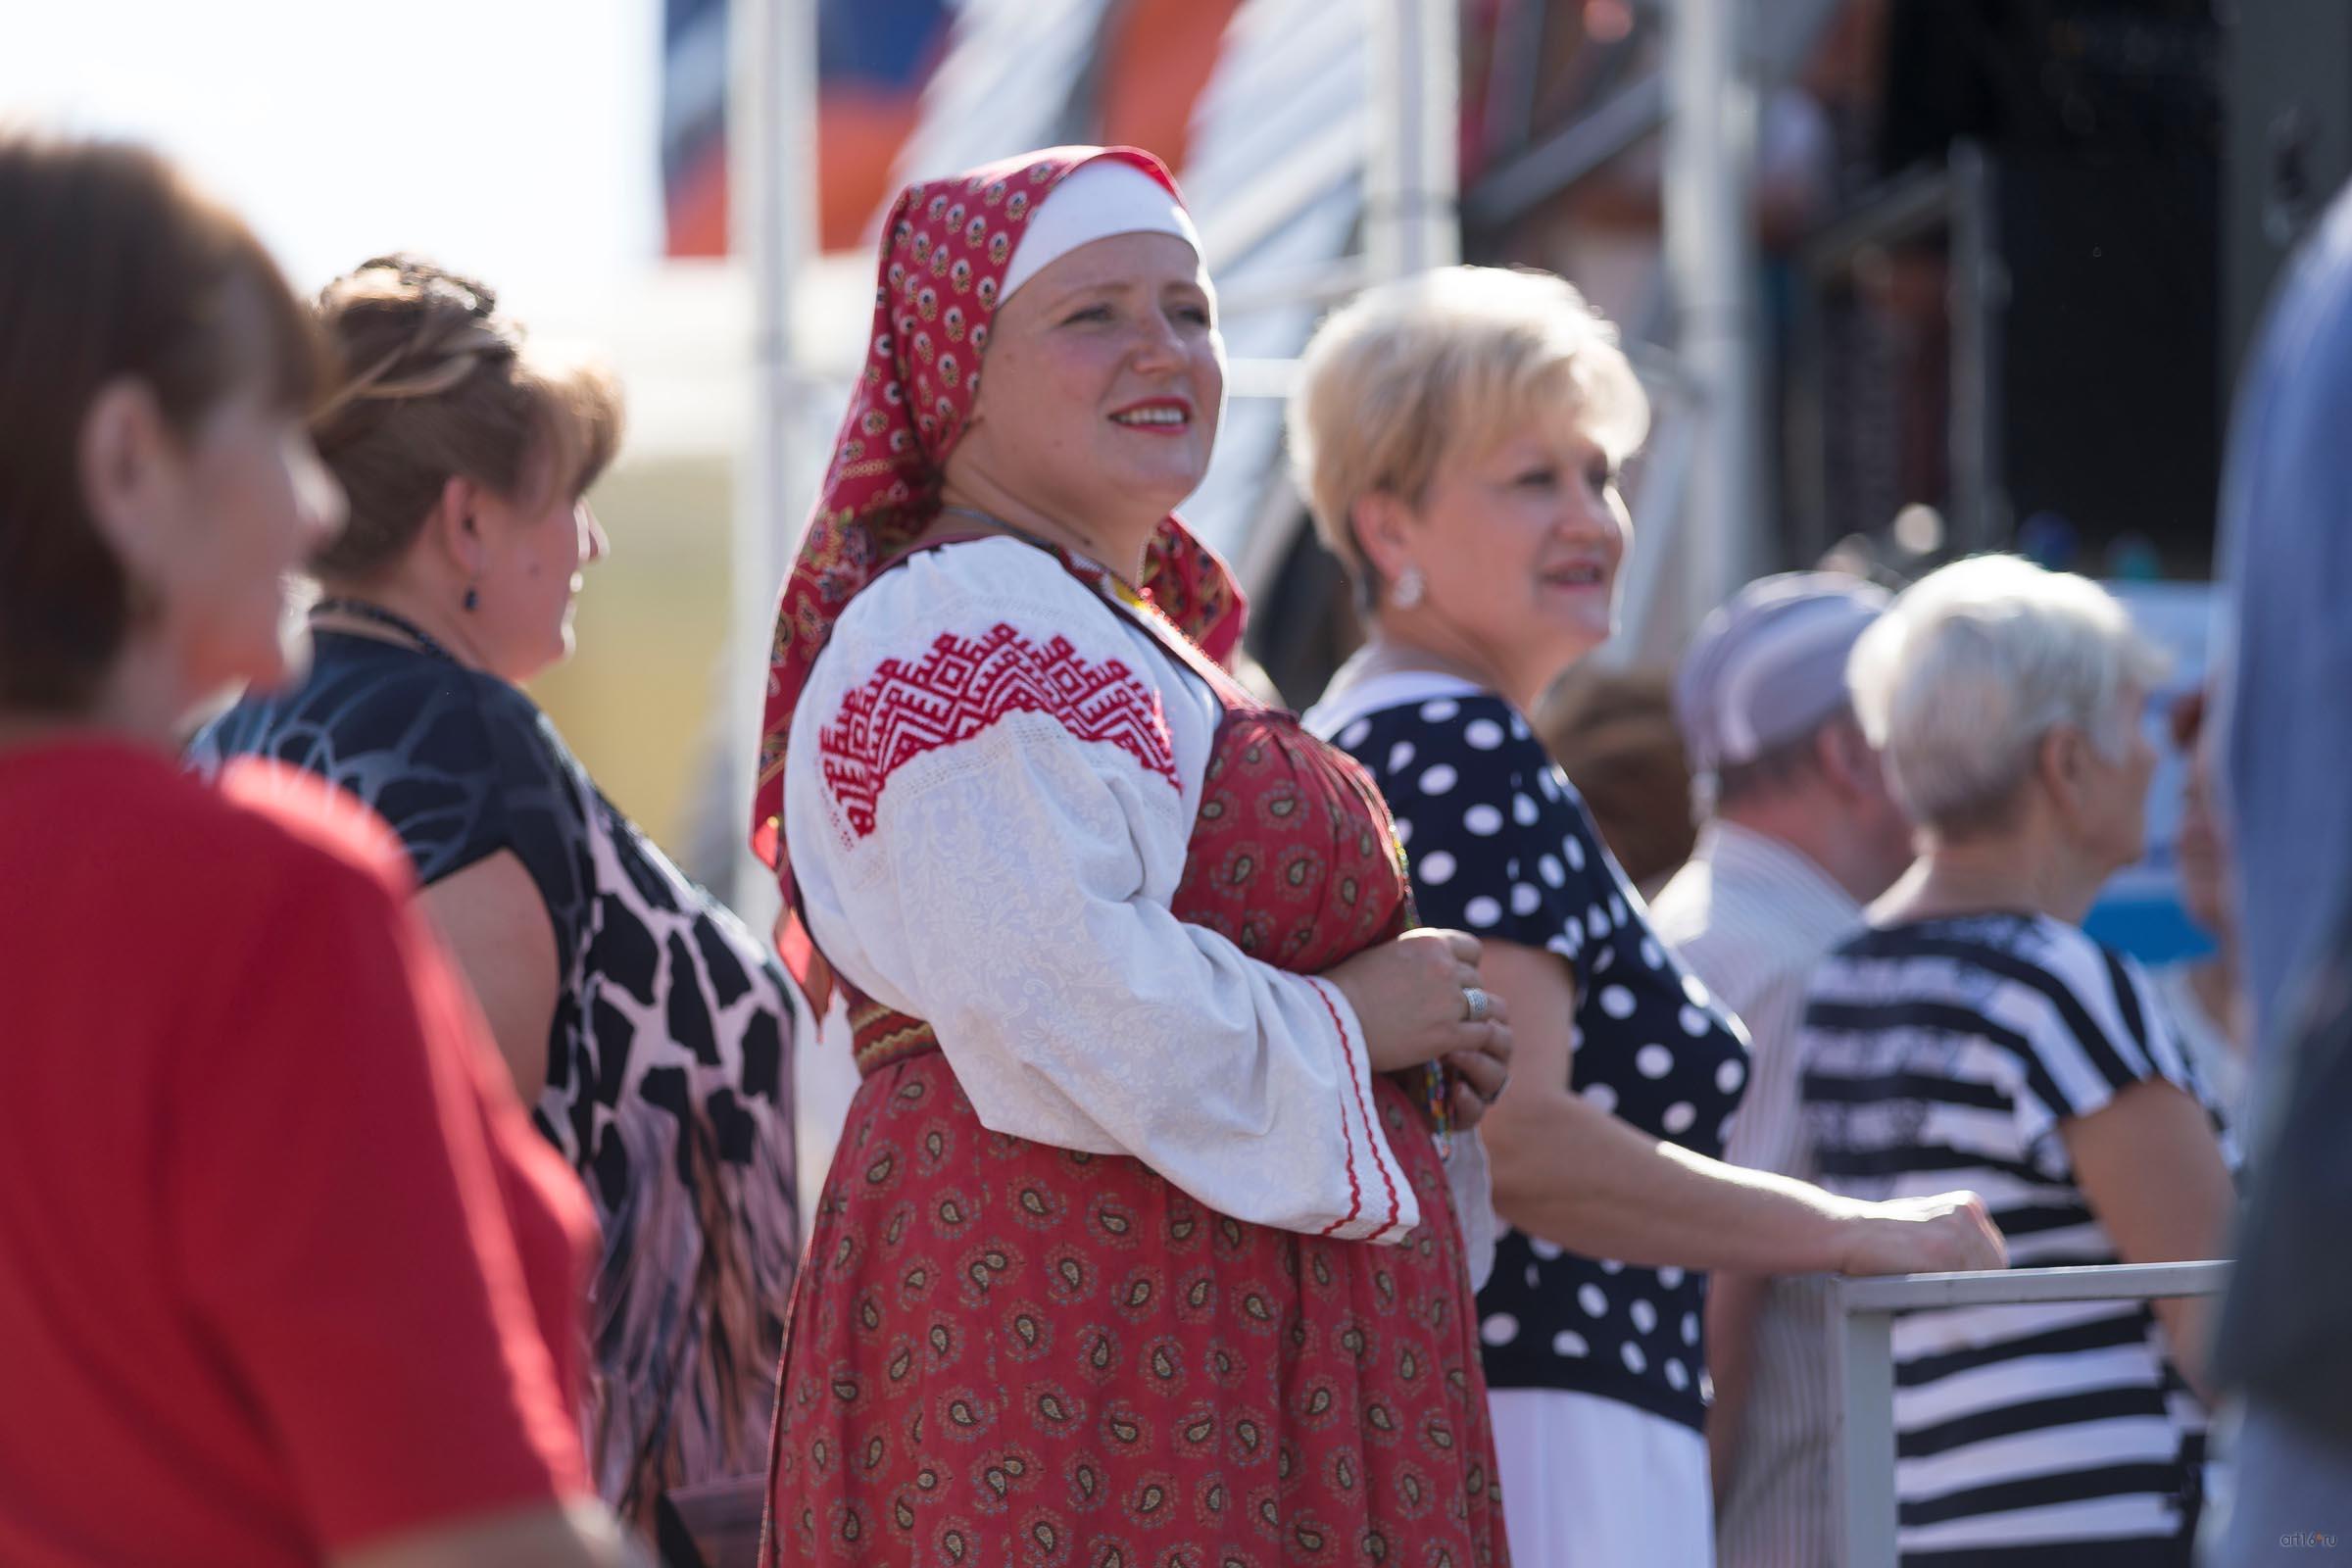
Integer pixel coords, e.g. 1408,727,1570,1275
726,0,818,924
1663,0,1760,625
1366,0,1462,279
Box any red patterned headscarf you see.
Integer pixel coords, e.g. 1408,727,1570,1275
750,145,1248,902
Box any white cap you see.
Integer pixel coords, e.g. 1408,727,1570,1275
998,158,1202,304
1673,572,1891,776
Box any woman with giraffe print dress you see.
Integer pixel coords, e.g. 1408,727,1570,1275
190,255,799,1534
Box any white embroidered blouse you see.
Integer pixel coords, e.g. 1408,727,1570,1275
784,537,1418,1245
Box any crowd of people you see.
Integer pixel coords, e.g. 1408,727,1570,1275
2,124,2341,1568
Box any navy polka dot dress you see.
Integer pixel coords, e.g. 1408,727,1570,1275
1328,685,1750,1432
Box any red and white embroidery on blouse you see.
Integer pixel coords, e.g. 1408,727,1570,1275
818,623,1181,838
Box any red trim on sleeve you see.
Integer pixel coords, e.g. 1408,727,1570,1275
1309,977,1403,1238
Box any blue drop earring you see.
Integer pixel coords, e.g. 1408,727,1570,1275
464,585,479,612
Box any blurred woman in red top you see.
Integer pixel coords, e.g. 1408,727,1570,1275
0,131,630,1568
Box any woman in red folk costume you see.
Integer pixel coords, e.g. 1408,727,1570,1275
754,147,1517,1566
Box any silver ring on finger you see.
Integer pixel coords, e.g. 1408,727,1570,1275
1461,985,1492,1024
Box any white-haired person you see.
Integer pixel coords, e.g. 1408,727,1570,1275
1295,265,2005,1568
1796,554,2237,1564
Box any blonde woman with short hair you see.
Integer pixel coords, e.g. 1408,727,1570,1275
1298,267,2005,1566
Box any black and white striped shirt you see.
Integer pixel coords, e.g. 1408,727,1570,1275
1798,913,2227,1566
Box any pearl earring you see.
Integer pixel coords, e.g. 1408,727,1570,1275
1392,566,1426,609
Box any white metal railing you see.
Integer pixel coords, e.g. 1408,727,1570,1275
1833,1260,2231,1568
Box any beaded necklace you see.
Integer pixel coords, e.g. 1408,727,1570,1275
308,597,463,664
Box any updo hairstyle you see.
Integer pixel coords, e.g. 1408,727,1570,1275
307,255,623,581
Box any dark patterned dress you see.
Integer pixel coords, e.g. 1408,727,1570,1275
765,542,1507,1567
191,631,800,1527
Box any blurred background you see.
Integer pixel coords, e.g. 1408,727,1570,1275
11,0,2333,959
